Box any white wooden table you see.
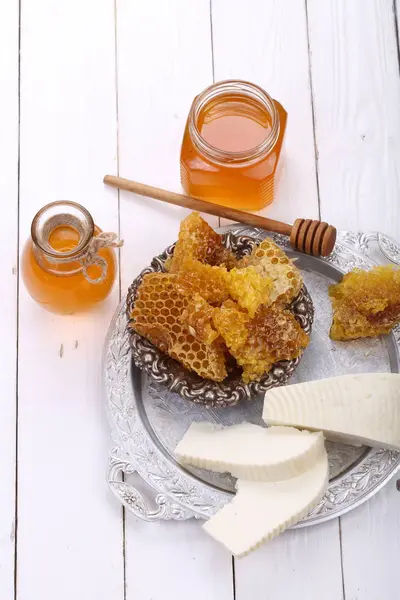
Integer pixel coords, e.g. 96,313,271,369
2,1,400,598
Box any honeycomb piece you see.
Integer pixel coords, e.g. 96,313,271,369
180,293,219,344
176,257,230,304
213,300,251,353
213,302,309,383
168,212,228,273
239,239,302,304
226,266,273,317
130,272,227,381
329,265,400,341
213,246,238,270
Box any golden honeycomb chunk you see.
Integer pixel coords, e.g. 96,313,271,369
180,293,219,344
213,301,309,383
176,257,230,304
130,272,227,381
167,212,229,273
239,239,302,304
329,266,400,341
226,266,273,317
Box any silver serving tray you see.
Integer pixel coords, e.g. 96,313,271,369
104,227,400,525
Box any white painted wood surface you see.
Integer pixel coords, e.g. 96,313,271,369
17,1,123,599
0,0,398,599
0,2,18,599
116,2,233,597
211,2,344,597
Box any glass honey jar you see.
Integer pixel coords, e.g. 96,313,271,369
180,80,287,211
21,201,122,315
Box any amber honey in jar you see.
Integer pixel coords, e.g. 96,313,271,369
180,80,287,211
22,201,122,314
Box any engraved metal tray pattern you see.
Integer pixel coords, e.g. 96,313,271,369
104,227,400,525
126,232,313,408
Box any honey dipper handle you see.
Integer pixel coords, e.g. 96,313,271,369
103,175,293,237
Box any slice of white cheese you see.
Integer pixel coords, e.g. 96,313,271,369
175,421,324,481
263,373,400,450
203,450,329,557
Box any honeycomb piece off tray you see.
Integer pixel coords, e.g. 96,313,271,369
329,265,400,341
213,300,309,383
130,273,227,381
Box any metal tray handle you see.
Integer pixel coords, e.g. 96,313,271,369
107,452,196,521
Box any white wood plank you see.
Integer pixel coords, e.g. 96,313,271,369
211,2,343,597
0,1,19,599
307,2,400,598
212,0,320,226
116,0,218,294
17,1,124,599
116,1,232,597
307,0,400,240
125,514,233,600
340,481,400,600
235,521,343,600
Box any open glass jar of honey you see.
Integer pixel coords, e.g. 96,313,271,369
21,201,122,315
180,80,287,211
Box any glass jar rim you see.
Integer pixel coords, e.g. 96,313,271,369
188,79,280,165
31,200,95,261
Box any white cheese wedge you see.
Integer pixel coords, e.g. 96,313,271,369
175,422,324,481
263,373,400,450
203,450,328,557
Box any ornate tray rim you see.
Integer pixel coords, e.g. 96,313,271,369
103,227,400,526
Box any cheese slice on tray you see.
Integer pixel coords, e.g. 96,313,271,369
175,421,325,481
263,373,400,450
203,450,329,557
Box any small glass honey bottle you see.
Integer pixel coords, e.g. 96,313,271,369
22,201,122,314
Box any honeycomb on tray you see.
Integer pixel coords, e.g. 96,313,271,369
225,267,273,317
213,301,309,383
131,272,227,381
180,293,219,344
129,213,308,384
176,256,273,315
167,212,237,273
329,265,400,341
239,239,302,304
176,257,230,304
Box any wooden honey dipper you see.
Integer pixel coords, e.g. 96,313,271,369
104,175,337,257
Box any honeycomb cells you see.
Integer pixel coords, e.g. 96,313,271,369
239,238,302,304
131,273,227,381
176,258,230,304
329,265,400,340
167,212,236,273
180,293,219,344
213,301,309,383
130,213,308,383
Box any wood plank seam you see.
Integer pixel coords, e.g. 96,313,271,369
209,0,221,229
231,556,237,600
304,0,322,221
113,2,126,599
393,0,400,77
113,0,123,303
338,519,346,600
13,1,22,598
209,0,216,84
